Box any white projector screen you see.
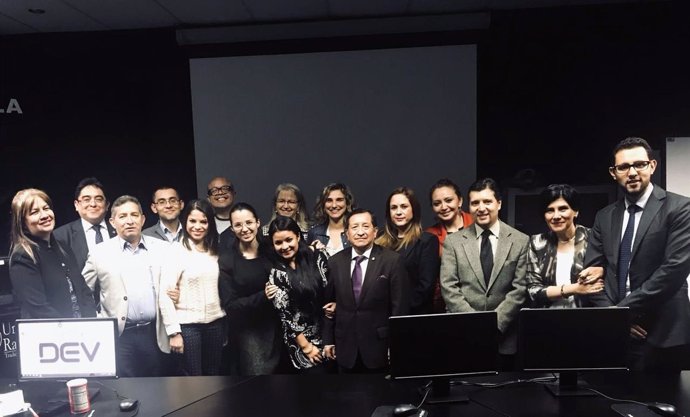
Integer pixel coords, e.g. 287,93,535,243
190,45,476,225
666,137,690,198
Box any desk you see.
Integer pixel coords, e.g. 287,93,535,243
166,372,690,417
8,372,690,417
10,376,250,417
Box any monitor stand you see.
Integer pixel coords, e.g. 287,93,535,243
426,378,471,404
545,371,595,397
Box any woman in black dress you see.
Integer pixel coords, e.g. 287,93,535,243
9,188,97,319
375,187,440,315
218,202,284,375
264,216,329,373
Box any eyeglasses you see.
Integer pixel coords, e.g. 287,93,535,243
232,220,257,231
78,196,106,205
610,160,652,174
277,199,298,206
155,197,180,206
207,185,234,196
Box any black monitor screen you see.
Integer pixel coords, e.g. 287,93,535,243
389,311,498,379
519,307,630,371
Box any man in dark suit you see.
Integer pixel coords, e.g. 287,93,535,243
323,208,409,373
440,178,528,370
54,177,117,271
143,186,184,243
583,137,690,371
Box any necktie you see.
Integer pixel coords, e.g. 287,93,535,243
617,204,640,302
480,229,493,286
93,224,104,244
352,255,366,303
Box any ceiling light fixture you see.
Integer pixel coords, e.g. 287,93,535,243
28,8,46,14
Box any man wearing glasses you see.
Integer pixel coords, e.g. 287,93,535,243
54,177,117,271
207,176,237,250
143,186,185,243
583,137,690,371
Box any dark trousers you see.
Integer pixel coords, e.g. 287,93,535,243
628,340,690,372
118,322,161,377
180,319,225,376
338,352,388,374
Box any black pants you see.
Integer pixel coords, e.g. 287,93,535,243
180,319,225,376
338,352,388,374
628,340,690,372
118,322,161,377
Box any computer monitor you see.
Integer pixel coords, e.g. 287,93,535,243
389,311,499,403
16,317,119,380
518,307,630,396
0,257,13,306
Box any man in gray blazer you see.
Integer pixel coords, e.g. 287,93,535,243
83,195,179,377
143,186,184,243
583,137,690,371
440,178,528,369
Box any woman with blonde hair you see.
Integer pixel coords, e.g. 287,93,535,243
262,183,310,241
376,187,439,314
9,188,96,318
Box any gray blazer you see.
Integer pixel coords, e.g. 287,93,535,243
82,236,174,353
440,220,529,354
143,221,180,243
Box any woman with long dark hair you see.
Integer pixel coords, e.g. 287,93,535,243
160,199,226,375
425,178,474,312
264,216,329,373
218,202,284,375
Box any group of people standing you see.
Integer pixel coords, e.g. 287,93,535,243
8,137,690,375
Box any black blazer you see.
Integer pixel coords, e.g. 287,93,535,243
9,236,97,319
585,185,690,348
323,244,409,370
53,219,117,270
398,232,440,315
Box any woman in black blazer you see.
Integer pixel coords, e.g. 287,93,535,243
9,188,97,319
376,187,439,314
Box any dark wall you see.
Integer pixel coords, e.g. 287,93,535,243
0,30,197,254
478,1,690,190
2,1,690,254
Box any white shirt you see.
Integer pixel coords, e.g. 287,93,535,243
117,236,157,322
620,183,654,296
350,246,374,284
474,222,501,258
551,250,576,308
158,221,182,243
215,217,230,234
80,218,111,252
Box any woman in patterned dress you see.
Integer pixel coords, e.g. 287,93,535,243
264,216,329,373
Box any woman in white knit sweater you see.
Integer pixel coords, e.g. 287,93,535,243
161,199,226,375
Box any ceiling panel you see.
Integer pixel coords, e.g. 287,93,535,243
329,0,410,18
158,0,252,25
0,0,105,33
0,0,672,36
64,0,180,30
408,0,488,14
247,0,328,21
